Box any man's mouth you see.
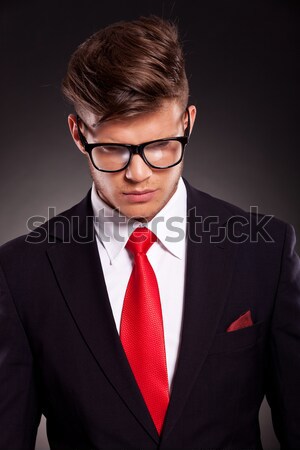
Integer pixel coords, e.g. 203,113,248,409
123,189,157,203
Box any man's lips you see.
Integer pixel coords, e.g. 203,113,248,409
124,189,155,195
123,189,157,203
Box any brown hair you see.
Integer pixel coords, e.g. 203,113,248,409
62,15,189,121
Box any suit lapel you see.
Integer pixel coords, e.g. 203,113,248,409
46,192,159,444
161,180,238,441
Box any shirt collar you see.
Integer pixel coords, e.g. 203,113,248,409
91,177,187,264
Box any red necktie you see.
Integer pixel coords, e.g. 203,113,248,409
120,227,169,435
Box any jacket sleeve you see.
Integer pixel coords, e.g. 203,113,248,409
0,264,41,450
266,223,300,449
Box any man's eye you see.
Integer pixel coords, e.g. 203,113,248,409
146,140,171,150
99,146,127,153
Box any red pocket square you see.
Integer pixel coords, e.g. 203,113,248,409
226,310,253,332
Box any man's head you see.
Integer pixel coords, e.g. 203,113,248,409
62,16,196,221
62,15,190,121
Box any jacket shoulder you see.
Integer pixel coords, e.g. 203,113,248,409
184,180,290,246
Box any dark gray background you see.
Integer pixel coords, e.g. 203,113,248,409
1,1,299,449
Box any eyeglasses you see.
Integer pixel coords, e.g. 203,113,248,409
76,109,190,172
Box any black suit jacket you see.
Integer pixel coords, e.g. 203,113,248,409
0,179,300,449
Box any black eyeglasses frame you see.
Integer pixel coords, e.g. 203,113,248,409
76,108,191,173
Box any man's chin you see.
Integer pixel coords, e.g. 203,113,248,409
119,205,158,223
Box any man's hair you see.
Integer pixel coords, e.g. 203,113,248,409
62,15,189,121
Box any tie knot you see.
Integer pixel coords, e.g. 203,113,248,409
126,227,157,256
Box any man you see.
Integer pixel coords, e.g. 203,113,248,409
0,15,299,450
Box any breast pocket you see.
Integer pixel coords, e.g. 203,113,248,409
208,320,269,355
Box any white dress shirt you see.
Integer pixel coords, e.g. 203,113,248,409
91,177,187,389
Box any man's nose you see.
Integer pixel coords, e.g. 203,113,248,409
125,154,153,182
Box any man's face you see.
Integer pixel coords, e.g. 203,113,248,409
69,100,196,221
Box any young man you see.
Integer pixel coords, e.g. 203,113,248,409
0,16,299,450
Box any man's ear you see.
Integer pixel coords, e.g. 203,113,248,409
68,114,86,155
186,105,197,135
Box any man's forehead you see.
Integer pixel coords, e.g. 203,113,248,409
87,115,130,131
81,100,181,130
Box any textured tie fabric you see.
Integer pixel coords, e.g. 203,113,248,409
120,227,169,435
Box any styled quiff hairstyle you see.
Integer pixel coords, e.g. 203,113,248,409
62,16,189,121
